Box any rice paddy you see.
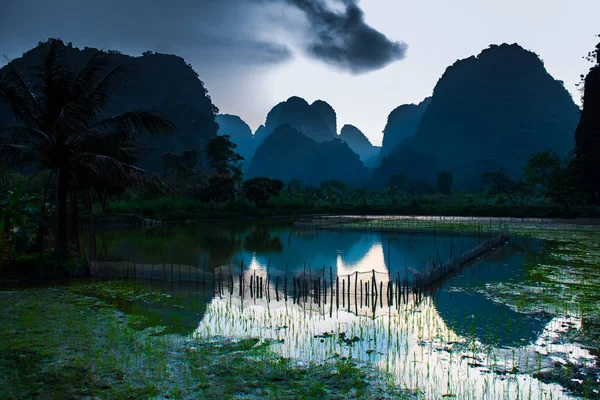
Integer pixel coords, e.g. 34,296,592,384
2,216,599,398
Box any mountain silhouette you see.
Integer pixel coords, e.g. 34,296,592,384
260,96,337,143
0,39,219,172
339,124,380,166
216,114,256,169
248,124,369,186
371,43,580,188
380,97,431,159
572,42,600,204
311,100,338,135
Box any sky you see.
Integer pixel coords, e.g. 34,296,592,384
1,0,599,146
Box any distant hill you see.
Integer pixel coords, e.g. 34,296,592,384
371,43,580,188
339,125,380,165
248,124,369,186
216,114,256,169
254,125,268,144
260,96,337,143
311,100,337,135
379,97,431,159
0,39,219,172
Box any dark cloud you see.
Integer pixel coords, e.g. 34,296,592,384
283,0,408,73
0,0,405,73
0,0,291,67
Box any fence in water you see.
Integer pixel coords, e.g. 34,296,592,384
89,229,507,315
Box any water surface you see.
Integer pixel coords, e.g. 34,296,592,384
91,219,592,399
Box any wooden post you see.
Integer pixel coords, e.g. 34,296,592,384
360,280,363,307
342,278,345,309
336,276,339,310
284,262,288,299
347,275,351,312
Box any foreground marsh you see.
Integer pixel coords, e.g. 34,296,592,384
1,217,599,399
0,287,408,399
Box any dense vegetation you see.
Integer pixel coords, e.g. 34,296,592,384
0,39,176,260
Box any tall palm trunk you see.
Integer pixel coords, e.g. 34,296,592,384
55,165,69,258
35,172,54,260
70,191,81,251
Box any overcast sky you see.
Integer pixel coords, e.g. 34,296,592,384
1,0,599,145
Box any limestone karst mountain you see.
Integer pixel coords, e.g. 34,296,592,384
259,96,337,143
216,114,256,170
339,124,380,166
371,43,580,188
248,124,369,186
379,97,431,159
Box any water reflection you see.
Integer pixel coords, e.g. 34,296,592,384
96,220,489,280
91,220,586,399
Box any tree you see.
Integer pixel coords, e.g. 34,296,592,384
525,151,575,207
0,39,176,257
437,171,453,195
354,188,368,207
163,150,198,195
205,135,244,199
387,172,406,204
407,180,434,195
242,177,283,206
204,173,236,203
482,168,529,207
206,135,243,178
286,179,303,201
320,180,347,204
303,186,317,207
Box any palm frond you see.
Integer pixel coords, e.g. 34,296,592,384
0,142,36,177
51,102,91,141
78,153,173,194
83,64,126,117
72,131,142,164
0,126,52,146
91,111,177,135
72,51,110,96
34,40,76,129
0,65,42,128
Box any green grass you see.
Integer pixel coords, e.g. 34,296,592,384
0,286,413,400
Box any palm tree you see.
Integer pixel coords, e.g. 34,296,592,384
0,39,176,257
